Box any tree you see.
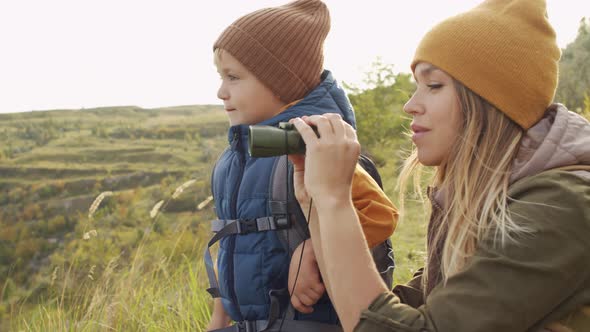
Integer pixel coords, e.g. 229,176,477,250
555,17,590,112
345,59,415,164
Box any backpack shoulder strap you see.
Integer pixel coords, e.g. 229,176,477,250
269,155,309,256
266,155,311,323
358,154,384,189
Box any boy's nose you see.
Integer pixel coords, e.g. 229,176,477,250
217,84,229,101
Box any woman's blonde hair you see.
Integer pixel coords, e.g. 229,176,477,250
399,80,530,291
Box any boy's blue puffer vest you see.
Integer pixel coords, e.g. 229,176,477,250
211,70,356,322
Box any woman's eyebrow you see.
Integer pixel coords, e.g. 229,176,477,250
416,64,440,80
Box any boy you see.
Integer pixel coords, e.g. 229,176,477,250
206,0,398,330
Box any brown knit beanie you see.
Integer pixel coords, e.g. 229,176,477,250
214,0,330,104
411,0,561,129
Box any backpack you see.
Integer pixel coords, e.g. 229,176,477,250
204,154,395,331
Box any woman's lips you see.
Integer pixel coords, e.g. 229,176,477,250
411,124,430,141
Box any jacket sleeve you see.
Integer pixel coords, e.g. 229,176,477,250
392,268,424,309
355,171,590,332
351,164,398,248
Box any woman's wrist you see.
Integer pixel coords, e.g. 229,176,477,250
313,194,354,216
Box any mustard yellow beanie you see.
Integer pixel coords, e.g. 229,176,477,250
411,0,561,129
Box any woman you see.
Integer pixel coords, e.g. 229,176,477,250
288,0,590,331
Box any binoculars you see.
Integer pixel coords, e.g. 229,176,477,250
248,122,318,157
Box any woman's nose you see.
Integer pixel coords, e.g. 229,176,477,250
403,93,422,115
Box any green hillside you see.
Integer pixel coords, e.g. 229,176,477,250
0,105,231,329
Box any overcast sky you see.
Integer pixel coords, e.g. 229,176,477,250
0,0,588,114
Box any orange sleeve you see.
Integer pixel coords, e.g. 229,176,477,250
352,164,398,248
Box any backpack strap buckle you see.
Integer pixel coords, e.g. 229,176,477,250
237,218,258,234
274,215,290,229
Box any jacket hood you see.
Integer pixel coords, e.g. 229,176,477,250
510,103,590,183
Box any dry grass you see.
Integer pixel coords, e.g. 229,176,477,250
11,180,213,331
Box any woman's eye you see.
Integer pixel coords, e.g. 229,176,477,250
228,75,239,81
427,83,443,90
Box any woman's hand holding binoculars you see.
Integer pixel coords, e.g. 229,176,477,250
288,114,360,209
